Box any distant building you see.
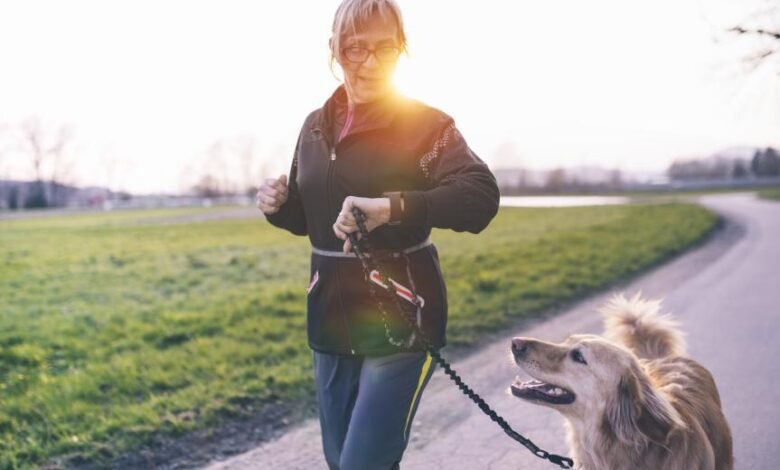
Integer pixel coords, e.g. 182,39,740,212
0,180,113,210
0,179,257,212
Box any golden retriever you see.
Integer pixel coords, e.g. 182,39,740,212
510,293,733,469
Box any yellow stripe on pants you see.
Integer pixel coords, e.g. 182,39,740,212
403,353,433,439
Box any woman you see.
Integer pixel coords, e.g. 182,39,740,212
256,1,499,468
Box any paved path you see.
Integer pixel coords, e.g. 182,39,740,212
204,193,779,470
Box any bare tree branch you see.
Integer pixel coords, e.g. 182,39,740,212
741,47,780,72
232,136,257,196
191,136,261,197
21,118,45,181
99,147,119,191
728,26,780,40
18,117,75,207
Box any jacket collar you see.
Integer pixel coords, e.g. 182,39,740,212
315,85,405,140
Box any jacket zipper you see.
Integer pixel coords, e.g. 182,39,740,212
322,127,356,355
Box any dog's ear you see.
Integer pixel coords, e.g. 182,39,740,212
635,370,684,443
605,367,643,445
606,363,683,446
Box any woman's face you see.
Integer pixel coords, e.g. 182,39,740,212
335,13,401,104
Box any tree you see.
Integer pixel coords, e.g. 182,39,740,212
609,169,623,189
668,159,707,181
723,2,780,76
545,168,568,192
0,123,11,209
751,147,780,176
99,145,120,192
191,174,224,198
231,136,259,197
188,136,265,198
733,159,750,178
18,117,75,207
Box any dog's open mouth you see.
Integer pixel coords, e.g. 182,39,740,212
511,377,576,405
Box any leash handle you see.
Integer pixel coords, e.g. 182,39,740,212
347,208,367,258
348,207,366,242
347,207,575,470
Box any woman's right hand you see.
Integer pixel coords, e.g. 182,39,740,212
256,174,289,215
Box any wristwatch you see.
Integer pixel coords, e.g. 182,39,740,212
385,191,403,226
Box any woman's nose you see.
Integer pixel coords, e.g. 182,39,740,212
362,51,381,68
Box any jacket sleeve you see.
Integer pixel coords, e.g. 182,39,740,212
400,123,500,233
265,138,308,236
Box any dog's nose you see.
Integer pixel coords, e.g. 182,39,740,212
512,338,529,357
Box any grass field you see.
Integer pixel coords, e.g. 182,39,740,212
0,203,717,468
757,188,780,201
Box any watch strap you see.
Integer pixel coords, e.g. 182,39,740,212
386,191,403,225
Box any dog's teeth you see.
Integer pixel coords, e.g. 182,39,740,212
554,387,563,395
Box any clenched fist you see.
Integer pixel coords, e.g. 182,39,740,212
333,196,391,254
256,174,289,215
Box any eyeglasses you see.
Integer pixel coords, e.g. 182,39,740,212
341,45,401,64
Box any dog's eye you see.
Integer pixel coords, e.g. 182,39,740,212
570,349,587,365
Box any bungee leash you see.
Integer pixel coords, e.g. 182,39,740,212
346,208,574,469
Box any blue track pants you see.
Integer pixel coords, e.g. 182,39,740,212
313,350,436,470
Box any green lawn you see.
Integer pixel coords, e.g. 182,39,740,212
757,188,780,201
0,203,718,468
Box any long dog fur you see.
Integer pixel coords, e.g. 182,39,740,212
511,293,733,470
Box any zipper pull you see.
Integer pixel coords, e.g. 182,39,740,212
331,150,336,161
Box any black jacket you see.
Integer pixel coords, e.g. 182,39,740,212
267,86,500,356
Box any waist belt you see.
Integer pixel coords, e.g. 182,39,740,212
311,237,432,258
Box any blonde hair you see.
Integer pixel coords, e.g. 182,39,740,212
329,0,407,67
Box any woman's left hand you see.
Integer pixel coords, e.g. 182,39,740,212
333,196,391,254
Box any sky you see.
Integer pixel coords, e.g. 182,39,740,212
0,0,778,194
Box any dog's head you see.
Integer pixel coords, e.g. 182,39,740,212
510,334,683,445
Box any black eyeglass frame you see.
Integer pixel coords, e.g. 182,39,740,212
340,45,402,64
